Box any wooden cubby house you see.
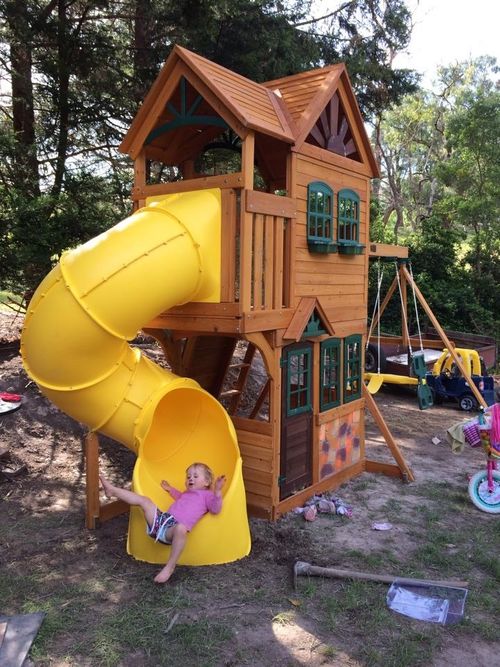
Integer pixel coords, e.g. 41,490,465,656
118,45,411,520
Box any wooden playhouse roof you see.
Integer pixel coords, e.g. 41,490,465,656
120,45,378,176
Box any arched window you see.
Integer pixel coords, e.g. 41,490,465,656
307,182,337,253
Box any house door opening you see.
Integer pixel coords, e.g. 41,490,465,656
280,342,313,500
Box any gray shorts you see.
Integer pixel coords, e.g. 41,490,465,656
147,508,178,544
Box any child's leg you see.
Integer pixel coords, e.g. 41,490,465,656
100,475,156,527
154,523,188,584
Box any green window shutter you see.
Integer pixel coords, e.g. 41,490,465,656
307,182,337,253
343,334,362,402
287,347,312,416
320,338,341,410
338,189,364,254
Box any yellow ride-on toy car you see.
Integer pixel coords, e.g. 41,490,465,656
425,348,494,411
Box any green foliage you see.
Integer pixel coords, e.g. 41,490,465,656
0,0,417,294
318,0,419,116
164,0,320,82
372,57,499,339
0,166,130,293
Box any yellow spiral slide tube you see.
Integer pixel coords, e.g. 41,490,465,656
21,189,251,566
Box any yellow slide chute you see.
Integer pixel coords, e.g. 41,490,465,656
21,188,251,566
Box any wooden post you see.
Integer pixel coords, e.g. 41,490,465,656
240,132,255,311
133,149,147,209
363,385,415,482
85,432,101,529
399,264,408,348
400,265,487,409
84,431,129,529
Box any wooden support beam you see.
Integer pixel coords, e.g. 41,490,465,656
400,265,487,409
240,133,255,311
362,385,415,482
85,431,100,529
249,378,270,419
399,264,409,348
142,327,183,372
365,460,409,480
245,332,278,381
368,243,408,258
84,432,129,529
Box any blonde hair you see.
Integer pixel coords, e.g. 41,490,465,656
187,462,214,488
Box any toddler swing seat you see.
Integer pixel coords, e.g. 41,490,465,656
364,372,418,394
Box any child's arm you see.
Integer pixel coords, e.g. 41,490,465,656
160,480,182,499
214,475,226,496
207,475,226,514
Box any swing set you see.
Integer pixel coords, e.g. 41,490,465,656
365,259,488,411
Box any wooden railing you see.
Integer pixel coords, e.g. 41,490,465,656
133,175,297,319
240,189,296,311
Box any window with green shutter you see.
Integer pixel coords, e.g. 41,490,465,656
320,338,341,410
307,181,337,253
286,346,312,416
343,334,362,402
338,189,364,255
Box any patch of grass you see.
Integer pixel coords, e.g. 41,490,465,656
361,549,401,570
309,580,441,666
348,477,379,493
272,610,296,625
299,580,317,597
361,629,438,667
319,643,338,658
413,480,465,503
167,619,233,664
25,582,103,661
321,580,387,630
0,572,43,610
294,475,500,667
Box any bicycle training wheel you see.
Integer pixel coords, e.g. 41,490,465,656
468,469,500,514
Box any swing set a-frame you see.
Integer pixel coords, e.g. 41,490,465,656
365,256,488,411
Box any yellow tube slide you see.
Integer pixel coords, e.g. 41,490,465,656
21,188,251,566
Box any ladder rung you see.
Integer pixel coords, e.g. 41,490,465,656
229,363,250,370
219,389,241,398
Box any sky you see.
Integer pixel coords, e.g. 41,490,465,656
312,0,499,88
392,0,499,87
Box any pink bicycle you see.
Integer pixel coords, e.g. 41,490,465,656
468,411,500,514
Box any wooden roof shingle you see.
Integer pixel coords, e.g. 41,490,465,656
120,45,378,176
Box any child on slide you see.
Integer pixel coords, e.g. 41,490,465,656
100,462,226,583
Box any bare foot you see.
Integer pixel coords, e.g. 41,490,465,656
99,475,114,499
154,563,175,584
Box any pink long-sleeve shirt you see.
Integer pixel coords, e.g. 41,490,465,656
168,487,222,531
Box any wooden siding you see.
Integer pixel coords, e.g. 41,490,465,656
293,153,370,337
233,417,275,517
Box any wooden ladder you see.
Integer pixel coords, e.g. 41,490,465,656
220,342,257,415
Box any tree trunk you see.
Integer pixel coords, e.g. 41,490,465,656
52,0,71,197
6,0,40,195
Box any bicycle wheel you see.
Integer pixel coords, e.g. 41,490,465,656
468,469,500,514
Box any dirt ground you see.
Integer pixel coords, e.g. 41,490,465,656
0,309,499,666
